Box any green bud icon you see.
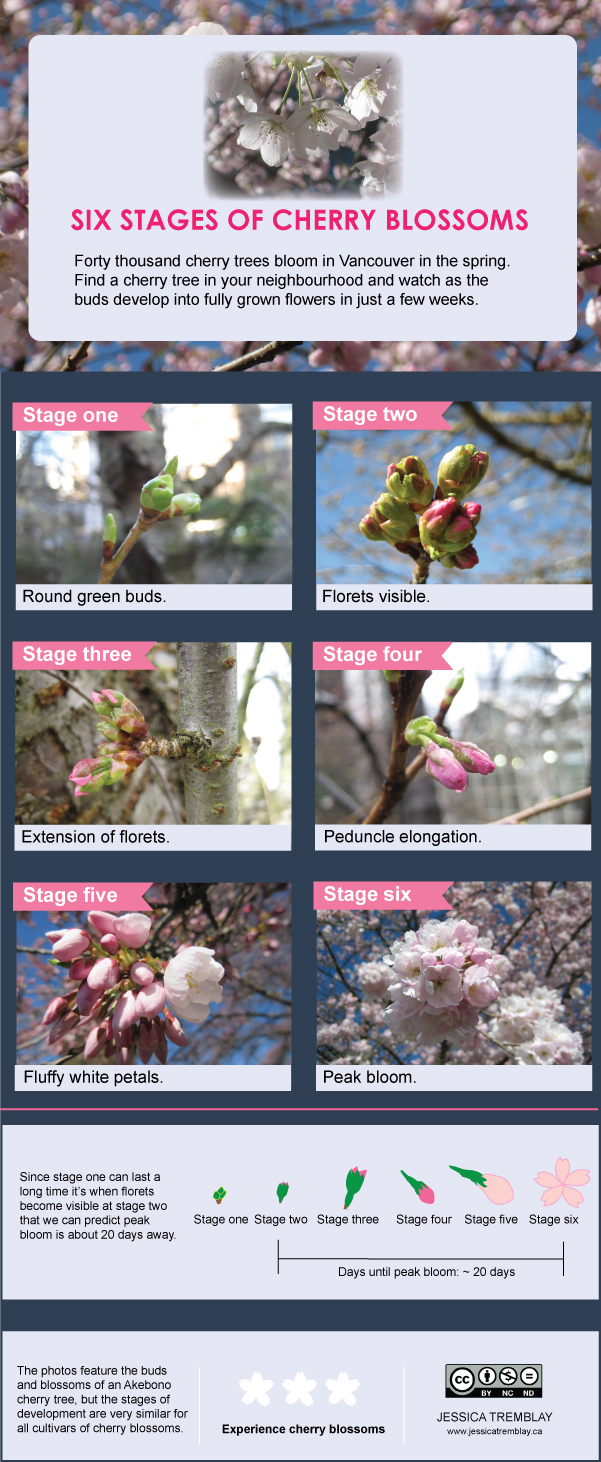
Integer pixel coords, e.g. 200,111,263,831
168,493,201,517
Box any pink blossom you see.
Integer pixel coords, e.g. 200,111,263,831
425,742,468,792
84,1023,108,1059
135,981,167,1019
76,982,101,1018
112,912,152,947
463,969,499,1009
534,1156,590,1207
67,959,95,982
46,928,90,959
87,958,120,992
416,964,464,1007
112,989,138,1034
41,996,69,1027
100,932,120,954
130,961,155,986
88,911,117,937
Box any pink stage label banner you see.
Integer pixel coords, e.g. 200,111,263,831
312,401,453,430
314,882,453,910
13,642,157,669
13,402,152,431
313,642,452,670
13,883,153,910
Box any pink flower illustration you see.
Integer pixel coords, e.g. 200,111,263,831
534,1156,591,1208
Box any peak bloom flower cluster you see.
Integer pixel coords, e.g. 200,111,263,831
205,49,401,194
360,444,489,573
317,885,589,1067
41,912,225,1065
384,918,502,1043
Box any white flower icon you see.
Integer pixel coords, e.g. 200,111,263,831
283,1373,317,1406
326,1372,360,1406
239,1373,273,1406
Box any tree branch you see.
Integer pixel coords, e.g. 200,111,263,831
213,341,303,372
490,786,591,824
457,401,591,486
362,670,431,824
60,341,91,372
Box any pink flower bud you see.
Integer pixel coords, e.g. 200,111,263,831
130,961,155,986
463,969,499,1009
114,1024,133,1047
448,740,495,776
164,1009,187,1047
156,1032,168,1064
87,958,120,992
84,1023,108,1059
47,1010,79,1044
45,931,64,945
88,911,117,937
425,742,468,792
112,989,139,1034
67,959,95,982
135,981,166,1019
41,996,69,1027
100,933,120,954
462,500,481,526
75,982,98,1017
116,1042,132,1064
46,928,90,959
112,912,152,948
418,1185,435,1204
452,545,479,569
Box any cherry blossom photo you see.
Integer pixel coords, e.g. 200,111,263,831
315,643,591,826
317,881,591,1066
17,882,291,1068
205,51,401,196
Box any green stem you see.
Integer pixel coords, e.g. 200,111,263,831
276,69,296,114
301,66,315,100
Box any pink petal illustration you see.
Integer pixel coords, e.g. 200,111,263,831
563,1185,585,1208
534,1172,558,1187
555,1157,571,1183
566,1170,590,1187
540,1185,564,1206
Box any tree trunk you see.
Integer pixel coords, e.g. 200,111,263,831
177,643,239,825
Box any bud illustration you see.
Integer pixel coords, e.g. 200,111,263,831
437,443,489,501
277,1182,289,1204
401,1169,435,1204
344,1166,366,1209
450,1165,514,1205
213,1186,227,1205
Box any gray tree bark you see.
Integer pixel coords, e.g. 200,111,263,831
177,643,239,825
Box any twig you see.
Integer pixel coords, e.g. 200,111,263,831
60,341,91,372
35,669,96,708
577,243,601,271
412,547,432,585
458,401,591,486
213,341,303,372
315,696,385,781
490,786,591,824
97,508,162,585
316,769,361,813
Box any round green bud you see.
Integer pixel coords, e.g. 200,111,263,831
169,492,201,517
150,485,174,510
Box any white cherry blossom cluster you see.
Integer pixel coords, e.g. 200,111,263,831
488,991,584,1065
205,50,401,192
383,917,505,1044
